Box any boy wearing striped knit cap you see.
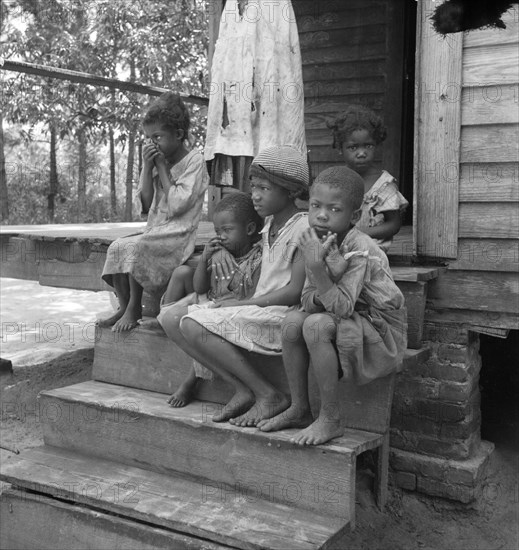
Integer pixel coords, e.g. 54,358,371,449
173,146,309,425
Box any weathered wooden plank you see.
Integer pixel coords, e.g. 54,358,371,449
297,5,386,32
299,25,385,50
303,59,386,83
459,163,519,201
462,43,519,86
461,124,519,164
304,95,384,116
293,0,385,17
398,282,426,349
463,7,519,47
0,487,226,550
425,308,519,331
461,84,519,125
301,43,386,65
0,446,346,550
449,239,519,272
39,381,357,521
390,267,440,282
427,270,519,314
304,77,384,101
414,0,462,259
458,203,519,239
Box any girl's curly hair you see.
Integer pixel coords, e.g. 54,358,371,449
327,104,387,149
142,92,191,141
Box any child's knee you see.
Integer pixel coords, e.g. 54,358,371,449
172,265,194,282
281,311,307,342
302,314,336,346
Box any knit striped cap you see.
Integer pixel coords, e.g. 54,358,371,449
250,145,309,198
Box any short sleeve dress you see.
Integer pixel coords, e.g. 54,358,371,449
101,150,209,296
180,212,309,355
356,170,409,251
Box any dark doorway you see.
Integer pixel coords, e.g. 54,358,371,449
479,330,519,450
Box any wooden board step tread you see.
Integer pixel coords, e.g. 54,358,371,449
0,446,347,550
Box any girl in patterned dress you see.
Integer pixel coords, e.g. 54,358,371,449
328,105,408,251
169,146,309,425
98,92,209,332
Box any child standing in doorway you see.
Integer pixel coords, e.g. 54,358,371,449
329,105,408,251
168,145,309,425
259,166,407,446
98,92,209,332
157,191,263,407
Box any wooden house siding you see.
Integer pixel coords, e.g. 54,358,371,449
293,0,407,182
425,7,519,329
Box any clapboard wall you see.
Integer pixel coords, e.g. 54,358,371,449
423,6,519,330
293,0,409,184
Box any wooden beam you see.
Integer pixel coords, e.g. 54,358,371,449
413,0,462,259
0,59,208,106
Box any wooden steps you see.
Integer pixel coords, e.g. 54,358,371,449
92,324,430,407
0,446,345,550
38,380,375,520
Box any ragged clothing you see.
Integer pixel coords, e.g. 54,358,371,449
301,226,407,384
356,170,409,252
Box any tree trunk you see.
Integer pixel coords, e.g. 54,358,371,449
48,125,58,223
124,129,135,222
78,126,87,221
0,111,8,222
109,127,116,216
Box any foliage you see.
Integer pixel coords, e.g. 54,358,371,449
1,0,209,224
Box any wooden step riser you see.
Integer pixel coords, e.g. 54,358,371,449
93,326,428,435
39,391,354,520
0,487,227,550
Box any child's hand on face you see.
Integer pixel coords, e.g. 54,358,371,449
300,228,327,269
202,237,222,261
142,139,166,167
322,232,348,281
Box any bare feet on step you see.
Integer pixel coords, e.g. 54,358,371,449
97,309,125,328
212,390,255,423
257,405,313,432
229,392,290,427
112,304,142,332
167,378,199,408
138,317,163,331
290,417,344,446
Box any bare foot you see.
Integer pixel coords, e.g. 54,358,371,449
112,304,142,332
229,392,290,427
167,378,199,408
290,418,344,446
97,309,125,328
212,390,254,423
257,405,313,432
138,317,163,331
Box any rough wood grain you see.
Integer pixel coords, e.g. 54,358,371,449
425,307,518,330
458,203,519,239
463,7,519,47
461,125,519,164
461,84,519,126
459,163,519,202
448,239,519,272
0,446,346,550
462,44,519,86
0,487,226,550
39,381,357,521
413,0,462,259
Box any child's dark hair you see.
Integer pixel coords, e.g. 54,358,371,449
313,166,365,211
214,191,263,235
328,104,387,149
142,92,190,141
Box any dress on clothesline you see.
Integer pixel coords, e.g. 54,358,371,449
181,212,309,355
301,227,407,385
205,0,306,189
101,150,208,295
356,170,409,251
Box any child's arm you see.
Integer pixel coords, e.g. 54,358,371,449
301,228,367,319
138,141,160,213
218,250,306,308
363,210,402,241
193,238,223,295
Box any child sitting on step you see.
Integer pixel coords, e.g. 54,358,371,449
167,145,309,425
328,105,408,251
258,166,407,446
157,191,263,407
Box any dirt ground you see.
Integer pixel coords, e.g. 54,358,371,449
0,280,518,550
